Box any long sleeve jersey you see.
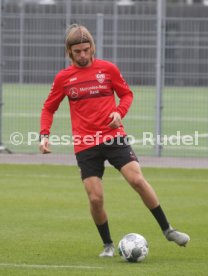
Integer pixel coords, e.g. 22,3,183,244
40,59,133,153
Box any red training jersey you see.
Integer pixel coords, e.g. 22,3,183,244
40,59,133,153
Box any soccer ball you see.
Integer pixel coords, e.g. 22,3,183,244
118,233,149,263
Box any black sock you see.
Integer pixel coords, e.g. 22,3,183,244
96,221,113,244
150,205,170,231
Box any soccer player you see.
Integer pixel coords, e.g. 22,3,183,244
39,24,190,257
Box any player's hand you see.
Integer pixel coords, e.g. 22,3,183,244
39,137,51,154
108,112,122,129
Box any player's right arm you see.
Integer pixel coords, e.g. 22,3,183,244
39,135,51,154
39,72,65,154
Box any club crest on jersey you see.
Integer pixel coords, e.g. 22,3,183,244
96,73,105,84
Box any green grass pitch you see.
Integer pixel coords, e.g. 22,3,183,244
0,164,208,275
2,84,208,156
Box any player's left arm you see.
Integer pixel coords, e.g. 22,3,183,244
111,64,133,117
108,64,133,128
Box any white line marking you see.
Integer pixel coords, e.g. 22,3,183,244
0,173,208,182
4,113,69,118
0,263,103,270
0,173,124,180
3,113,208,122
133,145,208,150
197,133,208,138
127,115,208,122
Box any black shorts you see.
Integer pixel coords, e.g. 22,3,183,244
75,136,139,180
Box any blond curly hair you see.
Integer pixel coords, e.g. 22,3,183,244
65,24,96,60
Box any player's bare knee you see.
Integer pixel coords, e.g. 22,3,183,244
129,174,146,191
89,195,103,210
